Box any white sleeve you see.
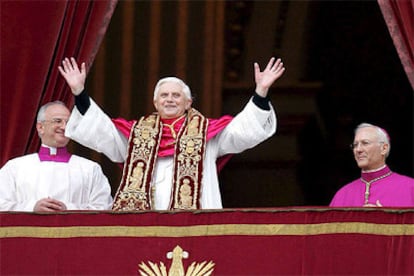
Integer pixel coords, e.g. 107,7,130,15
65,98,128,162
0,160,37,211
86,164,113,210
215,98,277,156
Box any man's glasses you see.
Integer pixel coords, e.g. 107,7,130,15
41,118,68,126
350,140,383,150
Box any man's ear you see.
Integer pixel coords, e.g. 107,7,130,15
36,122,44,136
381,143,389,156
186,98,193,110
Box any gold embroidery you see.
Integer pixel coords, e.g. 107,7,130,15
187,116,200,135
173,112,207,210
128,162,144,190
186,139,195,154
113,109,208,211
138,245,215,276
167,245,187,276
179,179,193,208
112,115,160,211
112,189,148,211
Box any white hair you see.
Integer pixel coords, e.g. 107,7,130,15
153,77,192,100
37,100,67,122
355,122,391,157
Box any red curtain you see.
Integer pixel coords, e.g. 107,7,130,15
378,0,414,90
0,0,117,167
1,209,414,275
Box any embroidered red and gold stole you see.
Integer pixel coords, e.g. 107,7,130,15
112,108,208,211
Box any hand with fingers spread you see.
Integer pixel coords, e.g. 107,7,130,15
60,55,285,211
58,57,86,95
254,57,285,97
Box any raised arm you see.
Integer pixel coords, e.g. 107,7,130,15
254,57,285,97
58,57,86,95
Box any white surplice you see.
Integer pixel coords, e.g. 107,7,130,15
65,97,277,209
0,154,113,211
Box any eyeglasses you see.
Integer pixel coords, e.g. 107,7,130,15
350,140,383,150
41,118,69,126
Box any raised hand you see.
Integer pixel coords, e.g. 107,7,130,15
254,57,285,97
58,57,86,95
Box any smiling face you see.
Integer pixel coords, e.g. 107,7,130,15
153,81,192,119
352,126,388,171
36,103,70,148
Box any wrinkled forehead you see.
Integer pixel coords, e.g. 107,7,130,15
354,127,378,141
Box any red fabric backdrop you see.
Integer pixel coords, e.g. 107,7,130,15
1,208,414,275
378,0,414,89
0,0,117,167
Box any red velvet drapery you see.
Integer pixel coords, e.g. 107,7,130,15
0,0,117,167
1,209,414,275
378,0,414,90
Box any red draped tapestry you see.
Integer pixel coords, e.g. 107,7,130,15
0,0,118,167
1,208,413,275
378,0,414,89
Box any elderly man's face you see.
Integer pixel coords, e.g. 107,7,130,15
153,82,192,119
352,127,388,171
36,104,71,148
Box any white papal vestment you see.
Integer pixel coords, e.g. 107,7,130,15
65,98,276,209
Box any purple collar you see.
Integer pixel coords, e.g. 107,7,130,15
361,165,392,182
38,146,71,163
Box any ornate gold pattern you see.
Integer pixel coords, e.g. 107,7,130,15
112,115,161,211
112,109,208,211
138,246,215,276
172,109,208,210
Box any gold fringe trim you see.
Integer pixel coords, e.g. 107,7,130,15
1,222,414,238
